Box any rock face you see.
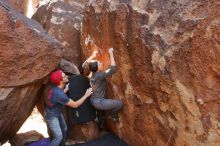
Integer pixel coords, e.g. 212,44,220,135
2,0,39,16
64,0,89,6
0,1,63,143
9,130,44,146
33,0,85,66
2,0,29,14
81,0,220,146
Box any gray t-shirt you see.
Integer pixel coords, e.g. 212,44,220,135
90,65,116,99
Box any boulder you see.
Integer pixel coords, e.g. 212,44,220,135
60,59,80,75
0,1,63,143
1,0,39,16
32,0,85,66
64,0,89,7
81,0,220,146
1,0,29,14
9,130,44,146
67,120,99,142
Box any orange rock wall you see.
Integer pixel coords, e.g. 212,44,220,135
81,0,220,145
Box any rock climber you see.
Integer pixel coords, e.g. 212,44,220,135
83,48,123,122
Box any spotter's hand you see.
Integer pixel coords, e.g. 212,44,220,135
85,88,93,97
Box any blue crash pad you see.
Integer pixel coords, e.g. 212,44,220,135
27,138,50,146
72,133,129,146
27,133,129,146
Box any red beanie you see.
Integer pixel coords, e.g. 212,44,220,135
50,70,62,86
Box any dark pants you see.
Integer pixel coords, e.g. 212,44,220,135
45,114,67,146
90,97,123,118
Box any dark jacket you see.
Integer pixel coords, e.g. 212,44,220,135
67,74,96,123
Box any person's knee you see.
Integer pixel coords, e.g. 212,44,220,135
90,98,96,106
90,98,101,109
116,100,123,109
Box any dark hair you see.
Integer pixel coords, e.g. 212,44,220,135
89,61,98,72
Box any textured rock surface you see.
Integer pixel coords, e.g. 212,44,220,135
0,1,63,143
2,0,29,14
64,0,89,6
2,0,39,16
66,119,99,142
9,130,44,146
33,0,84,65
81,0,220,146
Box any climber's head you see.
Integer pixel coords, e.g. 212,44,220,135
50,70,68,86
81,63,90,76
89,60,103,73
